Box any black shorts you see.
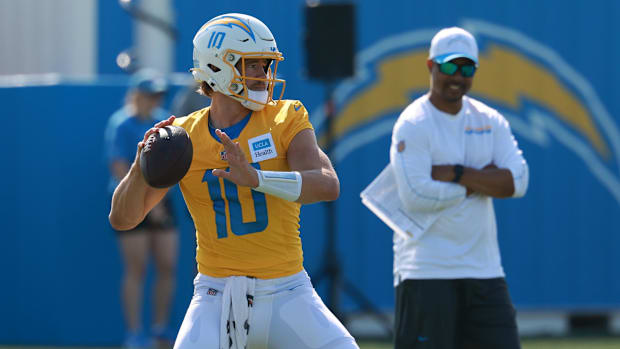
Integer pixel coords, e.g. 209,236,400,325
394,278,521,349
113,197,176,235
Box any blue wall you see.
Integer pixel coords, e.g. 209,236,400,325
2,0,620,345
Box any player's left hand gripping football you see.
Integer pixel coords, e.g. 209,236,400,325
212,129,260,188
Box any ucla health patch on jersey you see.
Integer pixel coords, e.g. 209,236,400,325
248,133,277,163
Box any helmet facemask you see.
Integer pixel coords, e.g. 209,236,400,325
224,50,285,111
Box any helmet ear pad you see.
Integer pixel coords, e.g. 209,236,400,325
192,46,237,97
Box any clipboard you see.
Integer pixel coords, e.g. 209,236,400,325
360,164,441,241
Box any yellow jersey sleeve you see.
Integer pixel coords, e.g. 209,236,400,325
275,100,313,149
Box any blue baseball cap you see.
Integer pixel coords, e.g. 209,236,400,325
130,68,168,94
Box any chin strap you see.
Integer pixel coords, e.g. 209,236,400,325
253,170,302,202
240,89,269,111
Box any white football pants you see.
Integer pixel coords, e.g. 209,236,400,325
173,270,359,349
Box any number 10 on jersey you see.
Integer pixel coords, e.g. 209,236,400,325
202,163,268,238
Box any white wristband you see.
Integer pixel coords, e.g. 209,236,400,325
253,170,302,202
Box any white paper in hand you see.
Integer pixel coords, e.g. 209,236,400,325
360,164,441,241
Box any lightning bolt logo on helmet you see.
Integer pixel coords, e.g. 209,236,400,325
191,13,285,111
198,15,256,42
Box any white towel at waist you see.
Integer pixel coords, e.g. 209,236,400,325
220,276,256,349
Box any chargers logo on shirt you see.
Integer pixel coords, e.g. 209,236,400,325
248,133,277,163
465,126,492,134
312,20,620,205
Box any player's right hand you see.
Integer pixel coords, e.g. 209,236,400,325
138,115,177,151
134,116,177,168
128,116,177,186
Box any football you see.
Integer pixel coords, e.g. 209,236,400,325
140,125,193,188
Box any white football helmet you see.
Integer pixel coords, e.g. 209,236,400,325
191,13,285,111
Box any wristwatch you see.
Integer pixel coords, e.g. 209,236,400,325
452,165,464,183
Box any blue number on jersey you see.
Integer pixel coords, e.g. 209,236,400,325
202,163,268,238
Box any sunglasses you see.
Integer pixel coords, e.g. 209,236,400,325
436,61,477,78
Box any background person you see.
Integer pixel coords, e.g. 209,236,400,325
388,27,529,349
104,68,178,348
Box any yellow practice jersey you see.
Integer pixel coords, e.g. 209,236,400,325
173,100,313,279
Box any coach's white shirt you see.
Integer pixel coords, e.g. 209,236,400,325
390,94,528,285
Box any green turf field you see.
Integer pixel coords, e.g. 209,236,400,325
359,337,620,349
2,337,620,349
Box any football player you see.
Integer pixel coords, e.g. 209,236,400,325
109,13,359,349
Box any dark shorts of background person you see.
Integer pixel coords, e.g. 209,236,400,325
111,196,176,235
394,277,521,349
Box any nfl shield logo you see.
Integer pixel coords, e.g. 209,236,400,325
220,151,227,161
